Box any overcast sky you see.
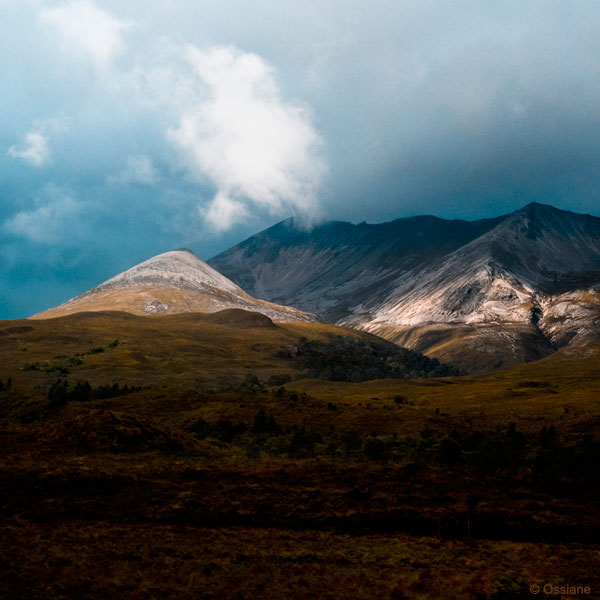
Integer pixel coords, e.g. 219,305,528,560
2,0,600,318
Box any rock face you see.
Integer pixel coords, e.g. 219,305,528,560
209,203,600,373
32,249,317,323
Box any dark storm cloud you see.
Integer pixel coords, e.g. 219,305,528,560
2,0,600,317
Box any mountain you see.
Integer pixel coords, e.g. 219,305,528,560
209,203,600,373
32,249,317,323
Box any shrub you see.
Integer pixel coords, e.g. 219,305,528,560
364,437,387,461
252,409,282,435
47,379,70,410
267,374,292,386
341,430,362,456
215,419,247,442
393,395,413,405
190,418,211,439
437,436,462,466
289,427,322,458
87,347,104,355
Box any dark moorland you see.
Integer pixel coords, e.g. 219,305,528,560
1,311,599,599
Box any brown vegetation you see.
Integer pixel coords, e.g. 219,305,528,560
1,311,599,599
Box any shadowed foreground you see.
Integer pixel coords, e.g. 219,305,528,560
1,312,599,598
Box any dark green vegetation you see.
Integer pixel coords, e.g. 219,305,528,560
294,336,458,380
1,311,599,599
47,380,142,411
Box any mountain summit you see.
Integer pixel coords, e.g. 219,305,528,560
33,249,317,323
209,203,600,373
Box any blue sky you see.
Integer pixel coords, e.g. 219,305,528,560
2,0,600,318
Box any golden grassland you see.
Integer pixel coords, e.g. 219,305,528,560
1,311,600,599
283,349,600,438
0,310,363,391
31,284,317,322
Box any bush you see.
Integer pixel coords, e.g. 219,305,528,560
437,436,462,466
267,374,292,386
341,430,362,456
393,395,413,405
215,418,247,442
47,379,70,410
289,427,322,458
364,437,387,461
252,409,282,435
190,418,211,439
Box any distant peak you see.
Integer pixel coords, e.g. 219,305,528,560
507,202,569,224
170,248,198,256
517,202,561,215
144,248,204,263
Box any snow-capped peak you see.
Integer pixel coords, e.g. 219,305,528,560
93,249,243,295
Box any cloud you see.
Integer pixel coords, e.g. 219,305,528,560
7,116,70,168
39,0,131,71
168,45,325,231
203,191,248,232
107,154,160,186
4,186,87,245
7,131,50,167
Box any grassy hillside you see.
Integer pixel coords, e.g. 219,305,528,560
0,310,454,410
1,311,599,599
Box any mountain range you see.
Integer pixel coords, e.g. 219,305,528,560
32,202,600,375
209,203,600,373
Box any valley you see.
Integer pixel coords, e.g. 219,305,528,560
2,203,600,599
1,309,600,599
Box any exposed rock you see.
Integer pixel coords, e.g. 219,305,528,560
32,250,317,324
209,203,600,373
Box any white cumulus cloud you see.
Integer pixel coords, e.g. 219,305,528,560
39,0,131,71
168,45,325,231
7,131,50,167
203,191,249,232
8,116,70,167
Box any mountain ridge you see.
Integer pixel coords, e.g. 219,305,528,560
208,203,600,373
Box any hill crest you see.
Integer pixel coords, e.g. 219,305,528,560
32,250,317,323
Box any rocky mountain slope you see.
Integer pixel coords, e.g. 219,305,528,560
32,249,317,323
209,203,600,373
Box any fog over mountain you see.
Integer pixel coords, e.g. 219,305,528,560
209,203,600,373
